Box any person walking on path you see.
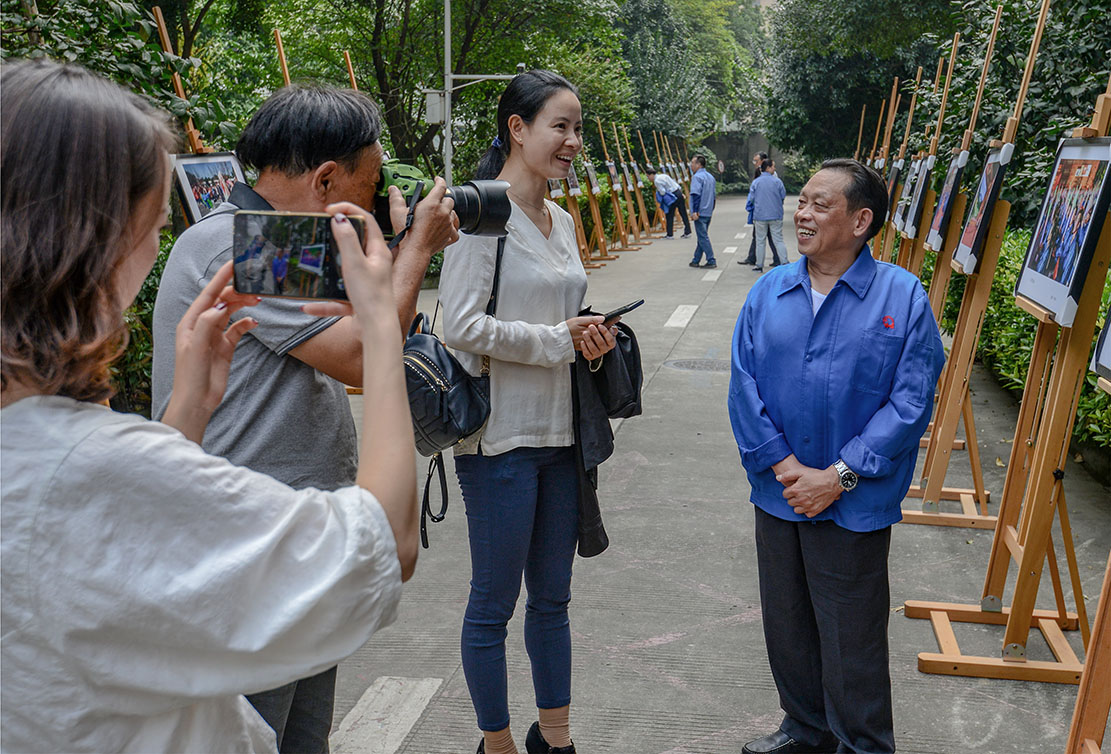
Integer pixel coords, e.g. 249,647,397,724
742,152,783,265
688,154,717,269
747,158,788,272
440,70,619,754
646,166,691,239
728,159,945,754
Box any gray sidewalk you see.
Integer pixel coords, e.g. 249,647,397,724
338,195,1111,753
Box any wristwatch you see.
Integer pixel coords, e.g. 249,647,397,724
833,459,859,492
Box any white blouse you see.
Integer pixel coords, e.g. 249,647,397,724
440,198,589,456
1,396,402,753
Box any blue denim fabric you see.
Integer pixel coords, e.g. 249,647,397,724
454,446,579,731
727,249,946,532
692,215,715,265
246,666,336,753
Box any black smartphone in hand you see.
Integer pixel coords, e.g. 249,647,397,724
232,210,365,301
601,298,644,324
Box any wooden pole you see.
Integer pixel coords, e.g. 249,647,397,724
624,126,654,234
854,104,867,161
879,79,899,165
963,5,1004,151
343,50,357,89
274,29,291,86
1004,0,1052,143
868,98,886,164
596,119,637,251
880,67,925,262
152,6,207,155
1066,556,1111,753
612,123,643,243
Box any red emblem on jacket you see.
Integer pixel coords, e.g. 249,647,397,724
882,316,895,329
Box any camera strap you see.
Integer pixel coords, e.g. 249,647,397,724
387,180,424,251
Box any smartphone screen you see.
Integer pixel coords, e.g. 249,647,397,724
232,210,364,301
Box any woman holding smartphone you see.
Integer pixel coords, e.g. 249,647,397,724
440,70,618,754
1,59,417,752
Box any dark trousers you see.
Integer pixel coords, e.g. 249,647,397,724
754,508,895,754
455,446,580,731
666,193,692,236
247,666,337,753
744,228,781,264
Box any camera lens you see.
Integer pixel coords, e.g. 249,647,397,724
446,180,511,237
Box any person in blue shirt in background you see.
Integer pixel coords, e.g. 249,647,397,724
728,159,945,754
746,158,788,273
687,154,717,269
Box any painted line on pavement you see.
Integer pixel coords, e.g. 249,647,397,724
722,246,738,254
734,232,745,239
701,270,722,282
331,676,442,754
665,305,699,328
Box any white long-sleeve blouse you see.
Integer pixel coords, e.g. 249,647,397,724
439,198,588,456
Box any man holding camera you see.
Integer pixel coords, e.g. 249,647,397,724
152,84,458,753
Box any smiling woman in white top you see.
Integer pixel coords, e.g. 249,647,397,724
0,59,418,753
439,70,618,754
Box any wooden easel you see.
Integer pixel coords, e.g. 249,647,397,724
273,29,291,86
872,79,900,254
597,119,639,252
152,7,209,155
580,154,618,264
343,50,357,89
853,104,867,161
551,170,596,271
894,55,946,272
867,98,886,166
906,5,1044,528
904,67,1111,687
879,66,924,262
1066,553,1111,753
624,126,654,234
638,129,666,231
925,5,1003,322
611,123,645,244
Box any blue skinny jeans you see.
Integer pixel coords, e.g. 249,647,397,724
454,445,580,732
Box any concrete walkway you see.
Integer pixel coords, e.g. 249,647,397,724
338,195,1111,754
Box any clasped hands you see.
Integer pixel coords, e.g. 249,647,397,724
772,454,842,518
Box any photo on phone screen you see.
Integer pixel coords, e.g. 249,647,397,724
232,210,364,300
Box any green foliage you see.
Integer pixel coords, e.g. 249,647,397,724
936,229,1111,449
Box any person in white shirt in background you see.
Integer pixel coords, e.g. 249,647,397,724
646,165,692,239
1,59,418,754
439,70,618,754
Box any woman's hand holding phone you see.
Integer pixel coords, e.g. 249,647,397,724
163,260,260,444
566,315,618,361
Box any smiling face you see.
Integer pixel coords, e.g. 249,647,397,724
510,88,583,180
794,168,872,262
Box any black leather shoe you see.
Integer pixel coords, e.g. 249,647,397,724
476,739,484,753
525,721,576,753
741,729,838,754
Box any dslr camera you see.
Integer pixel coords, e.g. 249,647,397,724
375,160,511,238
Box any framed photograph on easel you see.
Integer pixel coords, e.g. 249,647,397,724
953,144,1011,274
892,158,921,231
1093,305,1111,381
566,164,582,196
173,152,246,224
1015,137,1111,326
885,159,904,222
903,153,937,239
547,178,565,199
584,162,602,195
925,149,969,251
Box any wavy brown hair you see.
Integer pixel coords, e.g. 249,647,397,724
1,60,176,403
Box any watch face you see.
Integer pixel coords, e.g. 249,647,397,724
841,471,858,491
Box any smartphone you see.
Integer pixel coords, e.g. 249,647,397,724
232,210,365,301
602,298,644,324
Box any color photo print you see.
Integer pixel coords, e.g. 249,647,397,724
891,158,921,232
903,153,937,240
173,152,246,224
566,163,582,196
885,159,904,222
1015,138,1111,327
925,150,969,251
1092,304,1111,381
953,145,1010,274
584,161,602,195
547,178,564,199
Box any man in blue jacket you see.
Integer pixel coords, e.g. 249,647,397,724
728,159,945,754
688,154,717,269
747,159,788,272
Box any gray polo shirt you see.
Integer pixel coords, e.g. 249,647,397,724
152,184,357,490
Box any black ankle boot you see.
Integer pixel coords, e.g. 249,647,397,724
525,721,576,753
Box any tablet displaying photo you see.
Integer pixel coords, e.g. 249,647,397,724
1015,138,1111,326
952,145,1011,274
925,150,969,251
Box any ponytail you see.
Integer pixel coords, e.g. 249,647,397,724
475,135,508,180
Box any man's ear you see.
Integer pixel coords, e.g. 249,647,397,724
853,207,874,238
310,161,339,200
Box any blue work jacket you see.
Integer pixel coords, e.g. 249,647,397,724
746,171,787,221
727,249,946,532
689,168,716,216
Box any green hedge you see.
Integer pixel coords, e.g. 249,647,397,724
920,229,1111,450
